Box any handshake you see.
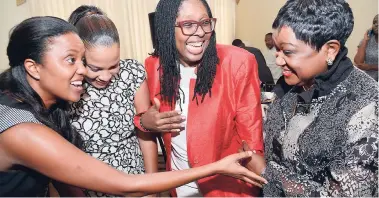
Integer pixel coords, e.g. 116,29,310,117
238,140,266,177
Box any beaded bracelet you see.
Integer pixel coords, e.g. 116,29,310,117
134,111,150,132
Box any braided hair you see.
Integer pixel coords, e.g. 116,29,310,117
154,0,219,106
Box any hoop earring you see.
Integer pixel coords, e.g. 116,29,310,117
326,58,333,66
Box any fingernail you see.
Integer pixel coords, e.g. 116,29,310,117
180,123,186,127
177,111,182,114
181,116,186,120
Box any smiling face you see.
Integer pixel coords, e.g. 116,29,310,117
84,43,120,89
36,32,86,103
175,0,212,67
273,26,330,87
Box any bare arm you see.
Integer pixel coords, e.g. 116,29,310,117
355,63,378,71
51,76,158,197
354,38,368,65
134,80,158,174
0,123,266,196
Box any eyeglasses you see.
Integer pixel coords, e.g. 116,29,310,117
175,18,217,36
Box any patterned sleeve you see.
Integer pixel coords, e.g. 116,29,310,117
0,104,41,134
119,59,147,93
263,102,378,197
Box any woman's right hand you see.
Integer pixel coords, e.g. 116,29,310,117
238,141,266,175
213,151,268,188
140,98,186,132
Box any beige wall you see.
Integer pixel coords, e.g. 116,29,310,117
348,0,378,59
1,0,376,72
0,0,234,73
0,0,31,72
236,0,378,60
236,0,286,51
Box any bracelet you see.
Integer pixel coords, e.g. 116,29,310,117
140,114,150,132
134,112,150,132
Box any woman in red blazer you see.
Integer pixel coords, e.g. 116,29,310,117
140,0,264,196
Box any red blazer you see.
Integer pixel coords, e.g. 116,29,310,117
145,44,263,197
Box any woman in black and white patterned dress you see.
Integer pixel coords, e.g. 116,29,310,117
68,7,157,196
71,59,147,174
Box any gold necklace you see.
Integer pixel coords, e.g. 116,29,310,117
302,84,314,91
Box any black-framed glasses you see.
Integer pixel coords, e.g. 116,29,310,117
175,18,217,36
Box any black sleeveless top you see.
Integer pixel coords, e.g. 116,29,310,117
0,92,49,196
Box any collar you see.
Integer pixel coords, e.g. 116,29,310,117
294,47,354,103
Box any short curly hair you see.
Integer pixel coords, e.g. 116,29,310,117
272,0,354,51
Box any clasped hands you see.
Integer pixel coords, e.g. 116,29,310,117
238,140,267,181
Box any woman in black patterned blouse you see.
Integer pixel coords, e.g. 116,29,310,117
243,0,378,196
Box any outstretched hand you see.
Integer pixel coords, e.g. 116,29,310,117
214,151,267,188
140,97,186,132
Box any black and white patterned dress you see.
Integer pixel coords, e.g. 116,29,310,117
70,59,146,197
